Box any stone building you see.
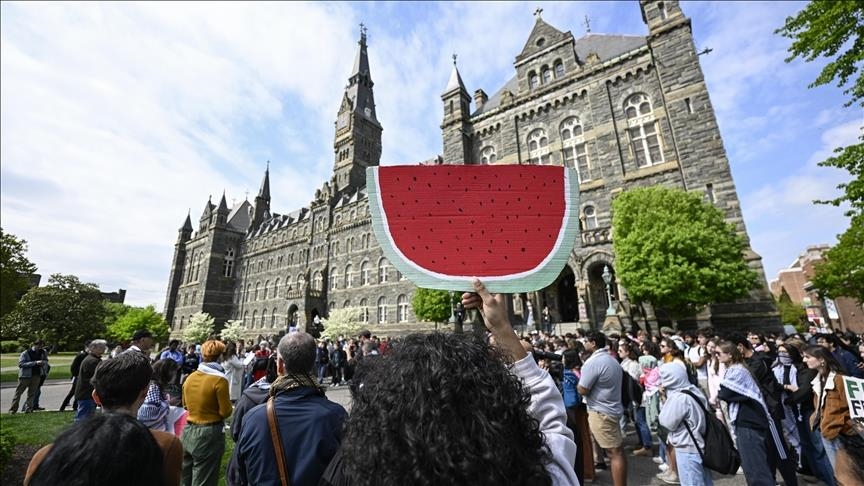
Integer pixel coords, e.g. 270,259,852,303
164,0,779,337
441,0,777,331
164,28,416,338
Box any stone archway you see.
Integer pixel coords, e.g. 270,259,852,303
542,265,578,323
286,304,299,329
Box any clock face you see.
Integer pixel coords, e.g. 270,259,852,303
337,113,349,129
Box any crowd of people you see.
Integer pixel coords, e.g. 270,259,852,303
13,279,864,486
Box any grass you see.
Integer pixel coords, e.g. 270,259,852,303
0,353,76,384
0,410,236,485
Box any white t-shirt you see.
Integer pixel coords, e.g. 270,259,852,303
687,345,708,380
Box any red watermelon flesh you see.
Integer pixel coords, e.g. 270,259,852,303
375,165,566,277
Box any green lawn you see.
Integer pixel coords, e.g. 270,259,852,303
0,353,76,384
0,411,235,485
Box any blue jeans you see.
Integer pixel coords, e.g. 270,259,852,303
634,406,653,448
677,450,713,486
316,363,328,383
796,411,835,486
821,436,840,470
75,398,96,422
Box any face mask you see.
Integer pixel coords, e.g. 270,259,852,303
778,355,793,366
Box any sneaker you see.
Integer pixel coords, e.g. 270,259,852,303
658,463,669,472
736,466,744,475
633,447,652,457
652,456,664,464
656,470,680,484
593,462,608,471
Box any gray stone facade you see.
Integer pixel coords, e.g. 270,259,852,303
441,0,778,331
164,30,416,339
164,0,779,337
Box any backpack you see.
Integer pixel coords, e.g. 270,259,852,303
680,389,740,475
621,371,644,407
252,355,269,372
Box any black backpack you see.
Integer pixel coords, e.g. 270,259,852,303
680,389,740,475
621,371,644,407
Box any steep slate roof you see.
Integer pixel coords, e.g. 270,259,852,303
227,200,252,231
473,33,646,116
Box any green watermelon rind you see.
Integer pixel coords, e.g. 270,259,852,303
367,166,581,293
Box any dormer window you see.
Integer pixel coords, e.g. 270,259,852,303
529,71,539,89
542,67,552,84
554,61,564,78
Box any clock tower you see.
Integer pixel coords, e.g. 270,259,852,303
333,25,382,191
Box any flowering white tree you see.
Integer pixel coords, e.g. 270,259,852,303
320,307,364,341
183,311,215,344
220,319,245,343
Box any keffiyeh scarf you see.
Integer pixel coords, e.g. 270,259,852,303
722,363,787,459
269,371,326,398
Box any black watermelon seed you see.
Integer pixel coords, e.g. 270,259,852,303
521,247,526,252
412,176,416,181
458,208,463,213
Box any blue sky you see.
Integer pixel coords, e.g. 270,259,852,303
1,1,859,307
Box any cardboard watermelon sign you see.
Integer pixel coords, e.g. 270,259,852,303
367,165,580,293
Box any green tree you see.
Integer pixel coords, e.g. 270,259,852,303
183,312,215,344
103,302,131,328
0,274,107,350
0,228,38,319
220,320,246,343
811,213,864,303
612,187,759,323
320,307,365,341
778,3,864,302
107,305,170,344
411,288,452,329
775,288,807,330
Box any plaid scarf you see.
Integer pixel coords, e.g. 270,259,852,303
268,371,326,398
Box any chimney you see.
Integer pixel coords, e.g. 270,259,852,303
474,89,488,109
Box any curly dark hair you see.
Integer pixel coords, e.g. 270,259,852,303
339,332,552,486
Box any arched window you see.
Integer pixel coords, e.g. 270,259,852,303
179,317,185,329
263,280,270,300
271,308,277,327
361,261,370,286
330,267,338,290
313,271,323,290
529,71,539,89
624,93,664,167
378,258,389,283
527,128,550,165
274,278,280,298
254,282,260,301
560,117,592,182
329,301,336,312
194,254,202,281
297,273,306,289
359,298,369,323
377,296,387,323
396,268,404,280
480,146,496,164
583,205,598,230
252,310,258,329
223,248,235,277
344,264,353,288
542,67,552,84
397,294,409,322
244,284,250,303
343,300,351,308
554,61,564,78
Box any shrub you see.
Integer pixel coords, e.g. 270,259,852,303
0,340,22,353
0,427,16,472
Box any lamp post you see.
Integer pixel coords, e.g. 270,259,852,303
602,265,615,316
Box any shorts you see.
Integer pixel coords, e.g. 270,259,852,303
588,410,624,449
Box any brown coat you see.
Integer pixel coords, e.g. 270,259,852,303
25,428,182,486
810,371,853,440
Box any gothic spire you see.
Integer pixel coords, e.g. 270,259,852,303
181,211,193,232
257,162,271,201
217,190,229,213
443,53,467,95
346,23,378,122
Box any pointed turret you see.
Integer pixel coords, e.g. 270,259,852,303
251,163,272,230
200,196,214,221
332,24,383,191
217,191,229,214
346,25,378,123
178,211,193,242
441,54,473,164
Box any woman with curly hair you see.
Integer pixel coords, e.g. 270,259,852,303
320,279,577,486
